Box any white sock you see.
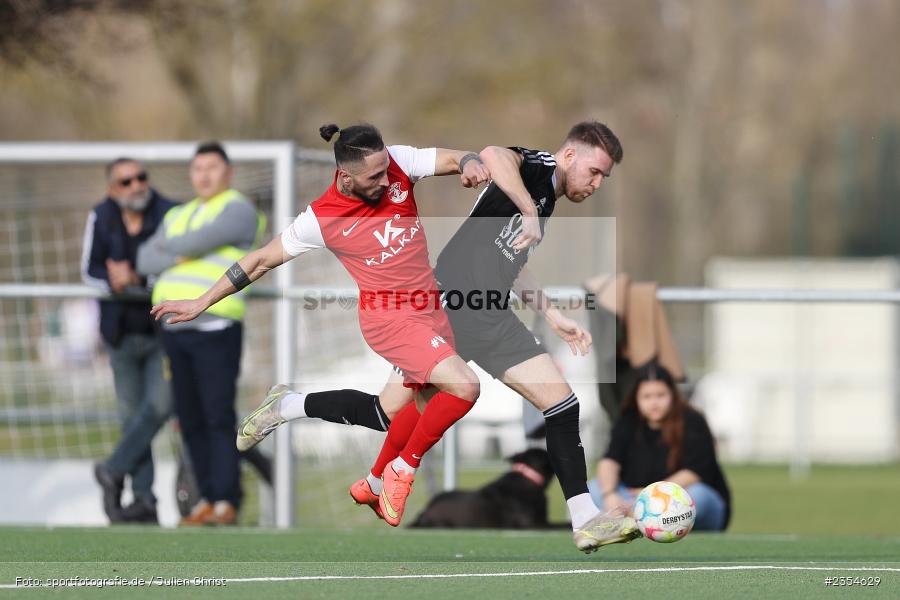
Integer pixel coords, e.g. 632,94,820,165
391,456,417,475
366,473,383,496
568,493,600,530
279,392,308,421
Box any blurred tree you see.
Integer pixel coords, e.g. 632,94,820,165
1,0,899,284
0,0,102,77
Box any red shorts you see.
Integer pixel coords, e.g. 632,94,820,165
359,308,456,388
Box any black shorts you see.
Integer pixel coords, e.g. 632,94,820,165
445,306,546,379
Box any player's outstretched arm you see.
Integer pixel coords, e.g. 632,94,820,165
513,265,592,356
433,148,491,188
478,146,540,249
150,235,289,325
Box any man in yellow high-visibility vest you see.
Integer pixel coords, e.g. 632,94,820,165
137,141,264,526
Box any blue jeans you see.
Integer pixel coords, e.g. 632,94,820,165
587,479,727,531
105,333,171,502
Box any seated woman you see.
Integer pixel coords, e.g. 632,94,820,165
588,365,731,531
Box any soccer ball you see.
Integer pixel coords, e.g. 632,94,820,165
632,481,696,543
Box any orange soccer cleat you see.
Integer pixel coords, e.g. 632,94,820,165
349,478,384,520
379,465,415,527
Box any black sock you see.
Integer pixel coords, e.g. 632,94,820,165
303,389,390,432
542,393,589,499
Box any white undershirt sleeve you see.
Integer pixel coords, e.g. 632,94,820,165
387,145,437,183
280,205,325,258
80,211,110,292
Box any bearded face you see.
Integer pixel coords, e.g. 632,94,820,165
109,161,152,212
339,150,391,205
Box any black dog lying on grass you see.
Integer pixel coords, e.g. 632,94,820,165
410,448,566,529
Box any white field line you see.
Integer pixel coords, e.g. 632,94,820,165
224,565,900,583
3,564,899,588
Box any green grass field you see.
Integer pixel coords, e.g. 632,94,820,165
287,462,900,534
1,528,897,598
2,463,899,598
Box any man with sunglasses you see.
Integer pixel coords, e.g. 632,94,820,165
81,158,177,524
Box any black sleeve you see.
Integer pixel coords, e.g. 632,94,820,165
680,410,719,480
604,413,634,465
509,147,556,191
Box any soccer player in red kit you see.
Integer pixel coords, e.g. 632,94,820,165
235,122,643,552
150,123,493,526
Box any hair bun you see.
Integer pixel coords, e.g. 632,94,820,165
319,124,341,142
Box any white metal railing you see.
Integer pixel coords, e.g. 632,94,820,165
4,281,900,489
9,283,900,303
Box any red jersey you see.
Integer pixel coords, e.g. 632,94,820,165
281,145,441,314
281,145,455,384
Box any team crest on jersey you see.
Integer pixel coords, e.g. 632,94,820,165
388,182,408,204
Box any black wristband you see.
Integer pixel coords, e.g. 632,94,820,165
226,262,251,291
458,152,482,173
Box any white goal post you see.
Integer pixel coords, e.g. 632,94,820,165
0,141,299,528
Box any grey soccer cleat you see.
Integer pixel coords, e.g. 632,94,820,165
236,384,291,452
573,513,642,554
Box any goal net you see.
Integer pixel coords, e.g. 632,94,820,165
0,143,305,527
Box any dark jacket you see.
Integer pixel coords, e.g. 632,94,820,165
606,409,732,528
80,190,177,345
